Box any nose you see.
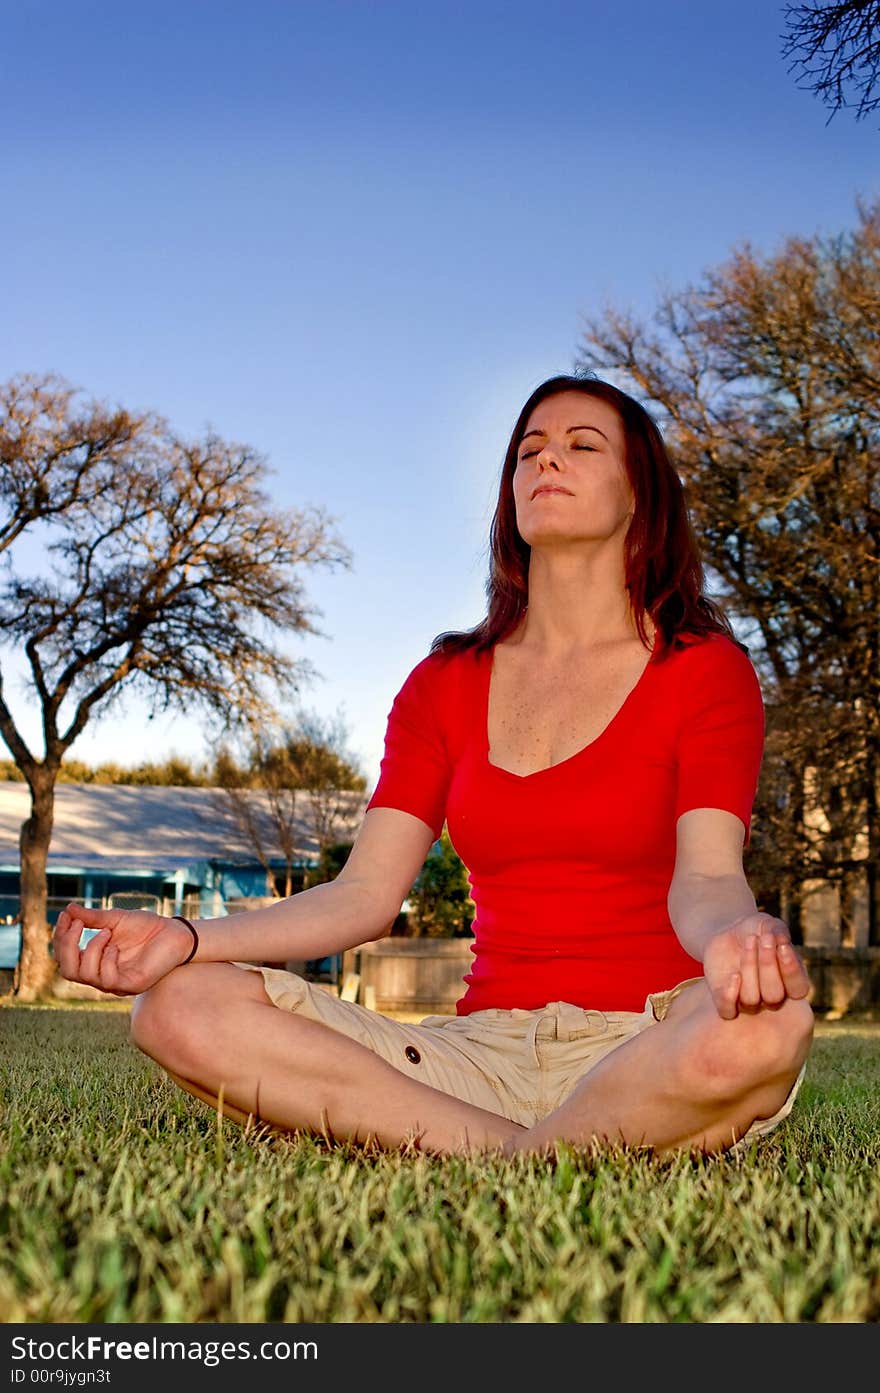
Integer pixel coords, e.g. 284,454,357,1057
536,448,561,473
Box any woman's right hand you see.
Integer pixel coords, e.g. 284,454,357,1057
53,903,198,997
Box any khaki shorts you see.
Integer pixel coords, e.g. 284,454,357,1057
231,962,806,1153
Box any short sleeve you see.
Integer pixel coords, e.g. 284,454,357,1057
364,654,453,840
674,637,765,848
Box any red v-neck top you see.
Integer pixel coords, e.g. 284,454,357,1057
365,633,765,1014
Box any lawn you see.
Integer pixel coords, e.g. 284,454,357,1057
0,1002,878,1323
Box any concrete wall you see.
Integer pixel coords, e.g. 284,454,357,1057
341,938,474,1014
4,944,878,1018
801,946,880,1017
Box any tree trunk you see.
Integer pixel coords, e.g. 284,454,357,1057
15,774,56,1001
869,764,879,947
786,885,803,947
787,761,806,946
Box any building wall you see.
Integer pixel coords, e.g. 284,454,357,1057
0,859,312,967
801,764,871,949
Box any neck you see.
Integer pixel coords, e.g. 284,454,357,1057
514,550,651,655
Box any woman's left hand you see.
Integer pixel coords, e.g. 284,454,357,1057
702,912,812,1021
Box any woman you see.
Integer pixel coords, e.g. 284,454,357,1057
53,373,814,1159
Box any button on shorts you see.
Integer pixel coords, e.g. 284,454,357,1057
225,962,806,1153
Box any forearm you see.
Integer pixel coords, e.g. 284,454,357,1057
667,873,757,962
186,876,396,964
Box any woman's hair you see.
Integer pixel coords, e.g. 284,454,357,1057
430,372,743,662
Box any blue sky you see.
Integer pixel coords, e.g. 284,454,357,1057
1,0,876,790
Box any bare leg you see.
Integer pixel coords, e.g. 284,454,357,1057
505,980,815,1157
130,962,524,1155
161,1070,290,1136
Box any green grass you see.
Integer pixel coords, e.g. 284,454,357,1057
0,1004,878,1323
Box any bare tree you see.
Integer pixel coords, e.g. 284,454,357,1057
0,373,352,999
212,709,367,898
575,195,880,945
781,1,880,125
210,745,291,898
293,709,368,865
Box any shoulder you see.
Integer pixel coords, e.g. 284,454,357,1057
666,632,760,687
406,645,479,685
393,646,480,709
656,634,764,729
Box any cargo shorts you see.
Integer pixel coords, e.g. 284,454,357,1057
211,962,806,1153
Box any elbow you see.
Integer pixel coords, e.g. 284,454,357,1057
366,919,396,943
359,913,398,947
340,879,402,942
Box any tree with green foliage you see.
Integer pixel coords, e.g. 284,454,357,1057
0,755,217,786
310,840,355,886
405,828,475,938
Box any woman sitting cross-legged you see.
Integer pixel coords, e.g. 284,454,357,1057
53,373,814,1159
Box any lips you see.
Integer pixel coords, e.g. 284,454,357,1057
531,485,573,500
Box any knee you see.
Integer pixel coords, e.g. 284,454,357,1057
130,964,219,1073
684,995,815,1102
781,994,816,1063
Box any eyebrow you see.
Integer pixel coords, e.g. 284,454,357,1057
519,425,609,444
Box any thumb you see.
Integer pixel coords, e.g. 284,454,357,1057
711,970,741,1021
66,902,115,929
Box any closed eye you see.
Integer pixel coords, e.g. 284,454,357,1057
518,445,596,461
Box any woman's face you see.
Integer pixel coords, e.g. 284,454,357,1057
512,391,634,549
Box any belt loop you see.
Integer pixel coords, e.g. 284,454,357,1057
525,1012,543,1068
559,1001,608,1039
557,1000,578,1038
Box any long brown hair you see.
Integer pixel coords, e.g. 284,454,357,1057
430,372,743,662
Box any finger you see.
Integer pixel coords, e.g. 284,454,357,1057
714,971,741,1021
58,916,93,954
52,915,85,980
738,934,761,1007
53,907,81,947
776,939,812,999
96,941,123,995
757,930,786,1005
67,902,113,930
52,910,72,947
77,928,112,986
55,905,88,950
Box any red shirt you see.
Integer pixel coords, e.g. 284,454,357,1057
365,633,765,1015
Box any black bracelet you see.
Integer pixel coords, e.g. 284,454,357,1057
171,914,199,964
